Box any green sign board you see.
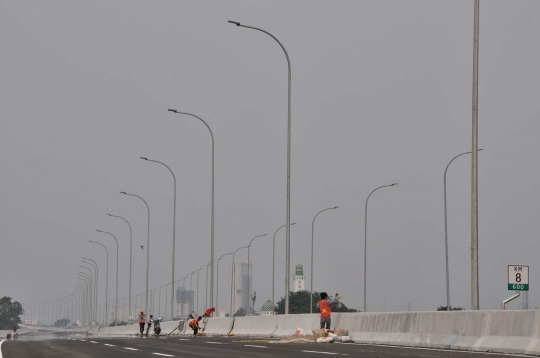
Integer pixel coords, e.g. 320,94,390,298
508,283,529,291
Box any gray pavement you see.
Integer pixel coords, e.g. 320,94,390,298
0,335,520,358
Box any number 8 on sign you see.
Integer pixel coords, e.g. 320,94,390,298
508,265,529,291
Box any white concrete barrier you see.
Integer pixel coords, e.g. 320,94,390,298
77,310,540,356
231,314,319,337
332,310,540,356
202,317,234,336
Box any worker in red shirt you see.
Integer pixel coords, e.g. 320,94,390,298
316,292,339,329
188,316,202,335
203,307,216,318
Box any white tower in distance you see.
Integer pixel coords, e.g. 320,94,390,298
293,264,305,292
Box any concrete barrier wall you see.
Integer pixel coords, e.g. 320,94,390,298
86,310,540,356
203,317,234,336
231,314,319,337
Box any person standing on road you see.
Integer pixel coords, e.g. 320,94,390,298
138,310,146,335
188,316,202,336
145,315,154,335
316,292,339,329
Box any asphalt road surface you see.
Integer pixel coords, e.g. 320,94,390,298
0,335,521,358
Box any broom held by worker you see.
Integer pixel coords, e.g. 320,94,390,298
316,292,339,330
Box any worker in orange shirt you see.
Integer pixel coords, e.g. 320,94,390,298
138,310,146,336
188,316,202,335
316,292,339,329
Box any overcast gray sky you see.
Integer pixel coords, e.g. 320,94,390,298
1,0,539,315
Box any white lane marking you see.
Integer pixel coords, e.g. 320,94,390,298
124,347,138,351
153,354,174,357
104,344,115,346
178,338,190,341
352,343,531,357
0,339,5,358
206,341,226,344
90,341,98,343
80,339,86,341
301,351,339,355
244,345,268,348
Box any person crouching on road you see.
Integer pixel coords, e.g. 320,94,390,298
138,310,146,335
316,292,339,330
189,316,202,335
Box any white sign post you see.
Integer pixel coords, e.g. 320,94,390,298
508,265,529,291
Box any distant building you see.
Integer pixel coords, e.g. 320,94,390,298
293,264,305,292
261,300,276,315
228,261,251,315
176,286,194,319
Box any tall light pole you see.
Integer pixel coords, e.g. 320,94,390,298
230,245,248,316
310,207,339,313
471,0,480,311
90,240,109,325
106,214,133,321
196,265,205,313
97,230,119,326
121,192,150,316
140,156,177,321
216,252,233,314
247,234,268,312
83,258,99,322
167,109,215,309
272,223,295,307
79,266,94,321
364,183,397,312
444,149,483,311
227,21,292,314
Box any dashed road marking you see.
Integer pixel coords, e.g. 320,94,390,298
80,339,86,341
90,341,98,343
206,341,226,344
244,345,268,348
124,347,138,351
153,354,174,357
104,344,115,346
301,351,339,355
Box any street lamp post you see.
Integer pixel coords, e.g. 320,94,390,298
228,20,292,314
79,266,94,321
230,245,248,316
310,207,339,313
247,234,268,312
97,230,119,326
167,109,215,309
121,192,150,316
83,258,99,322
196,265,205,313
216,252,233,314
272,223,295,308
141,157,177,321
364,183,397,312
90,240,109,325
107,214,133,322
443,149,483,311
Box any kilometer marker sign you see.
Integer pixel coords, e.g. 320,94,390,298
508,265,529,291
